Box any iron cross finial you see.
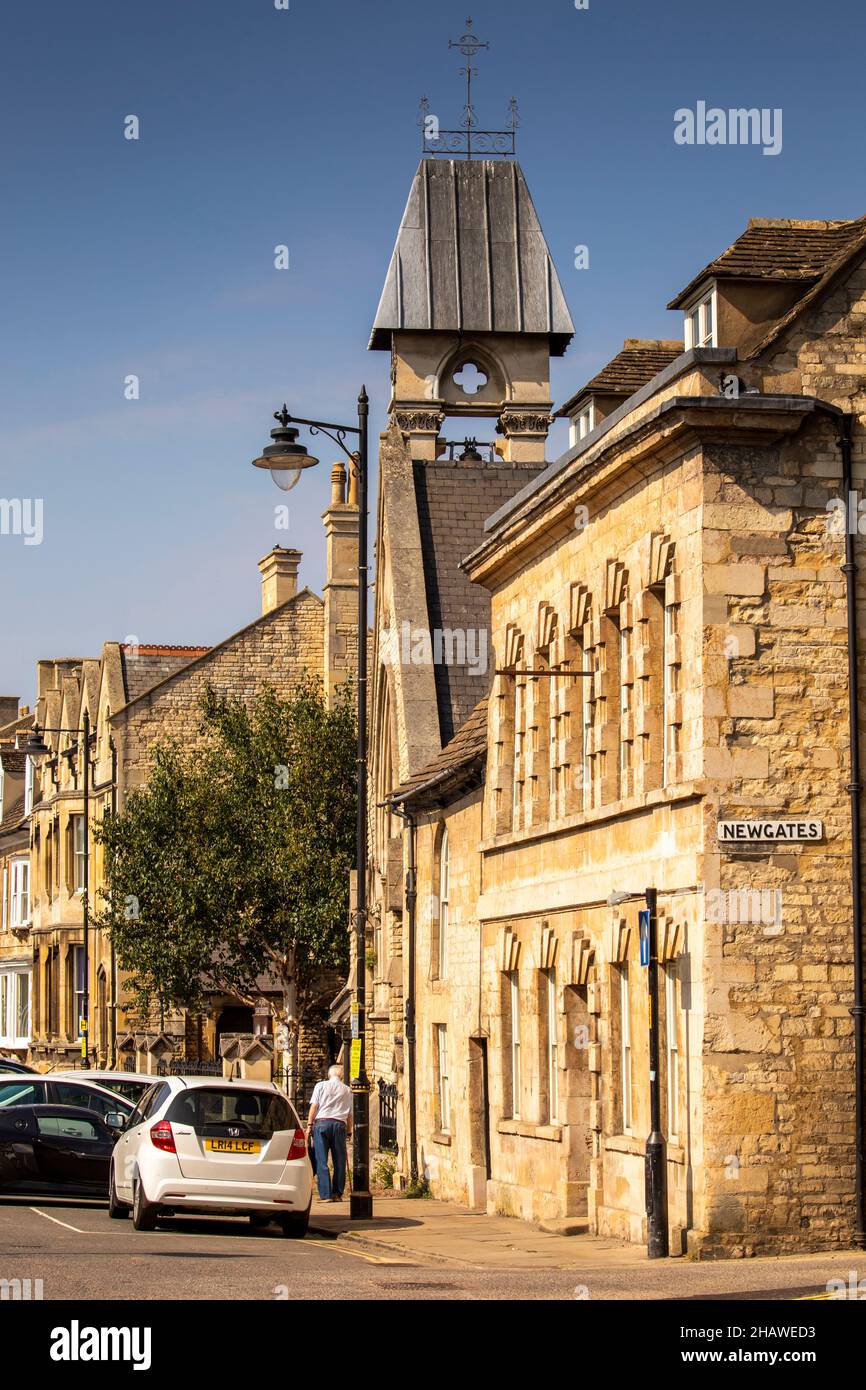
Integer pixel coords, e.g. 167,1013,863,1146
419,21,517,160
273,404,291,428
449,17,489,141
449,18,489,60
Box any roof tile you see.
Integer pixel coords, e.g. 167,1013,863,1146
669,216,866,308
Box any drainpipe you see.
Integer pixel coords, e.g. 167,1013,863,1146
390,801,419,1189
839,411,866,1249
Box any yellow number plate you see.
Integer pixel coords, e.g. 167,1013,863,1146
205,1138,261,1154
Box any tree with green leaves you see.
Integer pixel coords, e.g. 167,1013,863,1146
94,677,356,1078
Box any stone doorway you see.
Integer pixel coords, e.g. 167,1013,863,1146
468,1036,492,1207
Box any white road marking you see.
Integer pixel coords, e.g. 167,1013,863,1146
29,1206,87,1233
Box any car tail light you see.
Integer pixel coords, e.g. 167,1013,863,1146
288,1128,306,1160
150,1120,176,1153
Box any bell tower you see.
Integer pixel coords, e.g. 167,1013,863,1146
370,158,573,462
369,19,573,462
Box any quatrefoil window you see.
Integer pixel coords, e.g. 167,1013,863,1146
452,361,488,395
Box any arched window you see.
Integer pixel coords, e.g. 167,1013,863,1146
438,827,449,980
97,968,108,1059
431,824,449,980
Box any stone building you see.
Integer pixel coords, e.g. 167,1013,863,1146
27,463,359,1074
371,196,866,1253
0,700,34,1058
362,156,573,1141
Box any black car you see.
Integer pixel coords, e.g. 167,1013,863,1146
0,1104,117,1198
0,1076,132,1126
0,1059,36,1074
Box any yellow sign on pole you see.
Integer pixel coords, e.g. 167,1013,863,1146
350,1039,362,1080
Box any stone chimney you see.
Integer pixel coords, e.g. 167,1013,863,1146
258,547,302,615
322,462,359,705
36,659,84,700
0,696,19,729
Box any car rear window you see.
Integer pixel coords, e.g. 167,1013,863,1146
100,1080,151,1104
166,1088,297,1138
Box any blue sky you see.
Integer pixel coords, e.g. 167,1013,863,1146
1,0,862,703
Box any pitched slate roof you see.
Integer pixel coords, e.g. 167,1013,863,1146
388,697,488,808
0,793,26,831
556,339,684,419
370,160,574,355
413,459,543,745
120,645,211,705
668,217,866,308
0,710,35,741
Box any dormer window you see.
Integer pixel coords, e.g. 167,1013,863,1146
684,289,716,349
569,402,595,448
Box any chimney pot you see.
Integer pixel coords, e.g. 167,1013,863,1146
346,460,359,508
330,461,346,506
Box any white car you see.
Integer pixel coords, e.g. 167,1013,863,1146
50,1070,154,1107
110,1076,312,1237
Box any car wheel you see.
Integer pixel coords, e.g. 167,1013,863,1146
279,1210,309,1239
132,1176,159,1232
108,1166,129,1220
249,1213,272,1229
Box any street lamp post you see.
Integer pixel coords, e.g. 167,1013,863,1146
643,886,668,1258
24,715,93,1065
251,391,373,1220
608,886,669,1258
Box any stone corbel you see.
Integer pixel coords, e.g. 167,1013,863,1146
648,532,676,588
569,582,591,637
608,916,631,964
503,622,524,671
538,920,558,970
536,602,558,655
605,559,628,613
571,934,594,986
499,925,520,973
659,916,683,963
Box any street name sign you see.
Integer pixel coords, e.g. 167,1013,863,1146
717,819,823,844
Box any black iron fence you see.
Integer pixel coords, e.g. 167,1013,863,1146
156,1058,223,1077
378,1078,398,1153
272,1064,323,1115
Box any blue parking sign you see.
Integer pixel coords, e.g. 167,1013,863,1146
639,909,650,966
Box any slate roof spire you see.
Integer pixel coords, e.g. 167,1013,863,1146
369,159,574,355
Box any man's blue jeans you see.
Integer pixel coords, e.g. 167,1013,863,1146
312,1120,347,1199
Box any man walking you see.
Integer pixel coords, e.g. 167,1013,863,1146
307,1064,353,1202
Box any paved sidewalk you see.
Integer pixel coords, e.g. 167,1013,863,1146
307,1195,865,1301
309,1194,644,1270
